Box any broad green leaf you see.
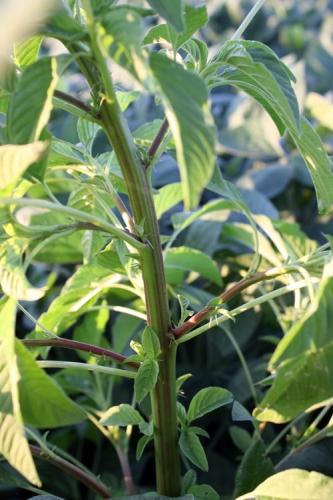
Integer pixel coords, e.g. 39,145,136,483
229,426,253,453
0,238,45,300
182,469,197,493
207,40,299,136
30,264,115,337
232,401,256,422
13,36,43,69
97,240,126,275
146,0,184,32
0,142,47,190
16,340,85,427
289,116,333,215
133,119,174,148
150,52,215,210
234,440,275,498
136,434,154,461
7,57,58,144
117,90,140,112
179,431,208,471
100,404,144,426
165,247,222,286
153,183,183,220
142,326,160,360
42,13,88,42
253,341,333,423
235,469,333,500
187,387,233,424
99,9,147,83
73,307,109,363
24,127,52,182
143,5,208,51
187,484,219,500
0,298,40,486
139,420,154,436
134,359,159,403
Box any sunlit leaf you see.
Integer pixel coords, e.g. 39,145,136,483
100,404,144,426
146,0,184,32
187,387,233,423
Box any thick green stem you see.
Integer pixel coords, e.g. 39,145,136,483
72,3,181,495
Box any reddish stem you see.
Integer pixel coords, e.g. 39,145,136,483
147,117,169,159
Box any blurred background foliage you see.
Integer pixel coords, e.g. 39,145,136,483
3,0,333,499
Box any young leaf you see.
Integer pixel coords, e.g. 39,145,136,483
99,404,144,426
0,298,40,486
234,440,274,499
143,5,208,51
142,326,161,360
73,307,109,363
134,359,159,403
177,295,194,326
13,36,43,69
130,340,146,357
7,57,58,145
177,402,187,429
187,484,219,500
16,340,86,427
139,420,154,436
150,52,215,210
136,434,154,461
235,469,333,500
146,0,184,32
179,431,208,471
182,469,197,494
0,142,47,190
187,387,233,424
77,118,101,155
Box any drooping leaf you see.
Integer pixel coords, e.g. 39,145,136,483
165,247,222,286
143,5,207,51
0,298,40,486
16,340,86,427
7,57,58,145
206,40,299,136
289,116,333,215
235,469,333,500
0,142,47,190
150,52,215,210
134,359,159,403
234,440,275,498
146,0,184,32
42,12,88,42
99,9,146,83
142,326,160,360
187,387,233,424
100,404,144,426
179,431,208,471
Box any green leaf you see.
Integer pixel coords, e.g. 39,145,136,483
0,463,50,497
182,37,209,73
134,359,159,403
139,420,154,436
77,118,101,155
182,469,197,493
73,307,109,362
97,240,126,274
42,13,88,42
136,434,154,461
165,247,222,286
235,469,333,500
0,298,40,486
150,52,215,210
142,326,161,360
179,431,208,471
0,238,45,300
253,341,333,423
16,340,85,427
7,57,58,144
153,183,183,220
99,404,144,426
177,295,194,326
289,116,333,215
13,36,43,69
187,387,233,424
234,440,275,498
143,5,208,51
146,0,184,32
207,40,299,136
187,426,210,438
229,426,253,453
187,484,219,500
117,90,140,112
99,9,146,83
0,142,47,190
232,401,257,422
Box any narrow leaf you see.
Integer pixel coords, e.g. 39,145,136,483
142,326,160,360
136,434,153,461
187,387,233,424
134,359,159,403
150,52,215,210
7,57,58,144
0,298,40,486
100,404,144,426
179,431,208,471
